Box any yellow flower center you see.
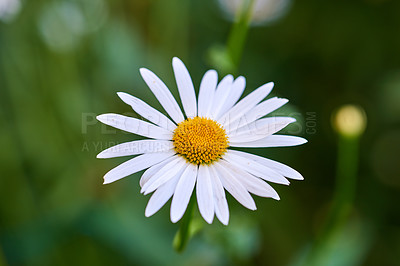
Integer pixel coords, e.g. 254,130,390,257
173,117,229,165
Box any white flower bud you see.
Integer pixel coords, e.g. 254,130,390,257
333,105,367,138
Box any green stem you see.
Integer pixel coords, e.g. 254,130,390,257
330,135,359,229
173,196,195,253
208,0,255,74
304,135,360,266
226,0,255,72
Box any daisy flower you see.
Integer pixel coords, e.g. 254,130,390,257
96,57,307,225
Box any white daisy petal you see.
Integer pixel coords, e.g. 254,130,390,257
209,75,234,119
117,92,176,131
196,165,214,224
216,76,246,120
218,82,274,127
141,155,181,192
142,156,187,195
228,117,296,143
97,140,173,159
103,151,175,184
223,150,289,185
170,164,198,223
219,160,280,200
140,156,176,188
139,68,185,124
214,161,257,210
226,97,288,134
198,70,218,117
97,114,173,140
172,57,197,118
229,150,304,180
145,173,181,217
209,166,229,225
230,135,308,148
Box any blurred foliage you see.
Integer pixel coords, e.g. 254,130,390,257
1,0,400,265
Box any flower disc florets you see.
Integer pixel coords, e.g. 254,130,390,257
173,117,228,165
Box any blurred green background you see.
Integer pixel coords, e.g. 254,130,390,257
1,0,400,265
